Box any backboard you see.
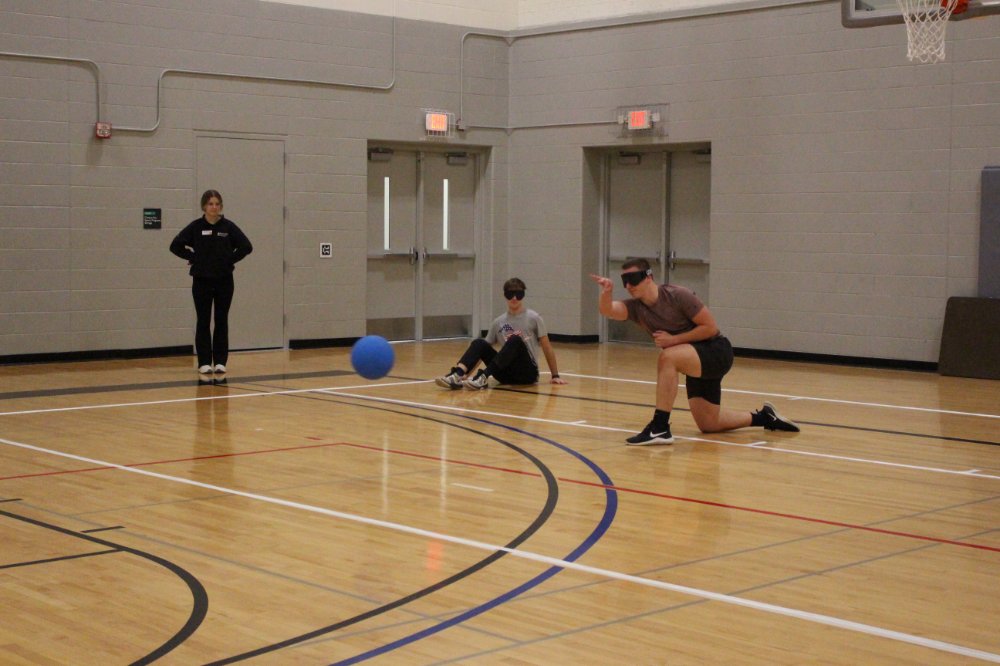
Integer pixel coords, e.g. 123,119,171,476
843,0,998,26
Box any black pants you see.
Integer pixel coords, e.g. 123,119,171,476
458,337,538,385
192,275,234,367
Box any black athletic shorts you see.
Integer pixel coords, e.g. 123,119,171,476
684,335,733,405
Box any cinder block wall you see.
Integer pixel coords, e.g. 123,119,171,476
503,3,997,361
0,2,509,356
3,1,996,362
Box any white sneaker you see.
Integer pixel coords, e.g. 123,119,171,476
434,372,463,389
214,364,227,373
463,371,490,390
198,365,213,374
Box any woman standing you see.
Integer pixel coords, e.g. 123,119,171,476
170,190,253,375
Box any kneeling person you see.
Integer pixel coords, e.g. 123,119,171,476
590,258,798,445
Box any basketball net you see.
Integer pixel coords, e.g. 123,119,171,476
896,0,964,63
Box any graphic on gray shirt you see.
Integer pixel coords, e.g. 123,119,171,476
486,309,548,364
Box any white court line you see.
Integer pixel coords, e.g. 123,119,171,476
561,372,1000,420
4,372,997,420
451,483,494,493
319,390,1000,482
1,435,997,664
319,389,741,446
0,380,710,444
2,380,998,482
0,379,425,418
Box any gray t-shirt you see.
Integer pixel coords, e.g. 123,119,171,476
625,283,707,336
486,308,548,364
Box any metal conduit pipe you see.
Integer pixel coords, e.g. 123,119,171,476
114,56,396,133
0,53,102,121
0,16,395,134
458,0,830,131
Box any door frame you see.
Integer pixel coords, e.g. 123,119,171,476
595,143,711,342
195,132,286,351
365,142,487,341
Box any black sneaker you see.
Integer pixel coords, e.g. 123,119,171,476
626,422,674,446
760,402,800,432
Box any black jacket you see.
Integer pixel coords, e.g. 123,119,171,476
170,216,253,278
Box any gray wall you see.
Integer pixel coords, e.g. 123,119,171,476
502,2,997,361
0,1,509,355
2,0,997,362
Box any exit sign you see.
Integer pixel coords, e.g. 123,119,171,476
627,110,652,130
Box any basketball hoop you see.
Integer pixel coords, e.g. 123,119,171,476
896,0,962,62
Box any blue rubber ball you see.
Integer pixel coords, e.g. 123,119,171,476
351,335,395,380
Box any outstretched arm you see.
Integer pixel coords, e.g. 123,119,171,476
588,274,629,321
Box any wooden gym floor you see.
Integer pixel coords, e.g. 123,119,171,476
1,340,998,664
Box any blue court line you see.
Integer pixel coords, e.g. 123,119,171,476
331,413,618,665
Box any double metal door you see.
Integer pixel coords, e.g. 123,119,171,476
604,149,711,343
366,149,477,341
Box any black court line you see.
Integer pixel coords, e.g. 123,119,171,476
0,369,355,401
4,367,996,448
1,509,208,665
1,498,22,503
1,548,120,569
495,386,1000,447
81,525,125,533
204,392,564,664
443,526,969,665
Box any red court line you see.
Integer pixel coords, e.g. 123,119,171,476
0,441,347,481
5,436,996,555
335,441,1000,555
332,441,543,478
568,479,1000,553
